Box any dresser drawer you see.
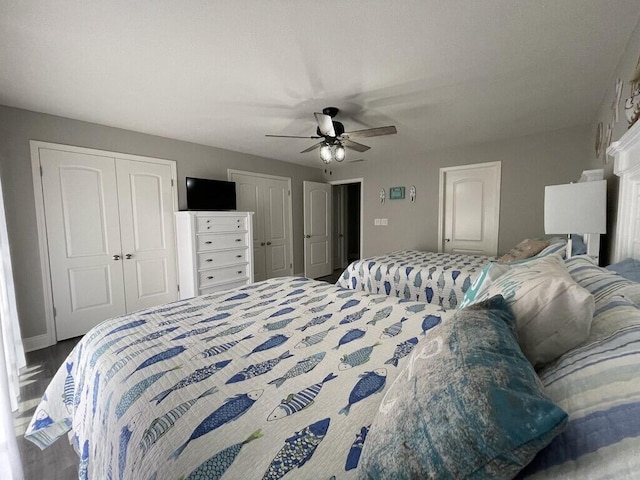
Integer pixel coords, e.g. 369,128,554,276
197,233,248,251
197,249,247,269
199,279,248,296
199,264,248,287
196,215,247,234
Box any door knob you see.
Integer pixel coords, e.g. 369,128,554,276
125,254,133,259
260,242,266,246
304,235,311,239
266,241,272,246
445,238,451,242
112,254,121,260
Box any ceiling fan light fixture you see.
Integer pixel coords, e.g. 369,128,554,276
334,144,345,162
319,143,332,164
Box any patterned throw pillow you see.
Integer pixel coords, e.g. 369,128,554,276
460,254,594,366
357,296,568,480
498,238,550,263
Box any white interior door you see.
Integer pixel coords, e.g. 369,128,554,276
304,181,332,278
41,149,126,340
116,159,178,311
263,177,291,278
439,162,501,255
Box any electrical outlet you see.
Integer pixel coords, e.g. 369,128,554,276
381,218,388,226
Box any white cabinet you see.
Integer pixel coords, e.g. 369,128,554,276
175,211,254,298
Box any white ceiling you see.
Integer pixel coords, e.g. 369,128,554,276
1,1,639,167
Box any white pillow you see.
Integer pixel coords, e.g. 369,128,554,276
469,254,594,367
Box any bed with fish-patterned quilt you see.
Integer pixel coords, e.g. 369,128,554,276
24,276,452,479
337,250,496,310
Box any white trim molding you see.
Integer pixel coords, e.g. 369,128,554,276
608,120,640,262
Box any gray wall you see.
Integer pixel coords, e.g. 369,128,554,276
0,105,323,339
588,17,640,264
324,125,591,257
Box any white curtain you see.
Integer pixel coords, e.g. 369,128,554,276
0,173,26,480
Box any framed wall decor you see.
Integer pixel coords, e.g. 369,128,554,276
389,186,405,200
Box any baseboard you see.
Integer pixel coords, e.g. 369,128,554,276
23,333,54,352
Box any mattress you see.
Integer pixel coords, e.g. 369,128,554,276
337,250,495,309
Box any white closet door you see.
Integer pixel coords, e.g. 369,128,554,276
41,149,126,340
116,159,178,311
263,177,291,278
303,181,332,278
232,173,266,281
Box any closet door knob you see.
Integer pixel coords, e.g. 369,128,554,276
260,242,266,246
304,235,311,239
266,241,272,246
125,254,133,259
112,254,121,261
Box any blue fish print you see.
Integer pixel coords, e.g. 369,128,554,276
119,425,132,480
452,270,461,284
406,266,414,278
260,318,294,331
268,352,326,388
380,317,408,339
342,269,350,280
367,306,393,326
92,372,100,419
91,336,127,367
374,267,382,281
449,289,458,309
345,425,370,471
268,307,295,318
351,277,357,289
244,334,290,357
123,346,186,382
115,327,179,354
116,367,179,418
192,335,253,360
142,302,189,315
226,350,294,384
334,328,366,350
339,307,370,325
403,284,412,299
339,368,387,415
63,361,74,410
425,286,434,303
302,294,329,306
78,440,89,480
295,326,337,349
183,430,263,480
165,304,210,317
262,418,330,480
339,342,381,370
195,312,232,324
214,301,244,311
33,409,54,430
170,390,264,460
296,313,332,332
427,266,437,279
307,301,334,314
286,288,305,297
437,272,446,291
201,321,255,342
462,276,472,294
384,281,391,295
267,373,338,421
422,314,442,335
158,314,202,327
104,319,146,337
414,271,423,288
279,295,305,306
385,337,419,367
337,290,357,299
340,299,360,311
152,360,231,404
367,261,376,271
104,343,159,385
224,292,250,301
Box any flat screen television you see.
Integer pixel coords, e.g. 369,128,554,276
186,177,237,211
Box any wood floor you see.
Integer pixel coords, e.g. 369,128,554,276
13,337,81,480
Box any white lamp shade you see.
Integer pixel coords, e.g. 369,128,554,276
544,180,606,234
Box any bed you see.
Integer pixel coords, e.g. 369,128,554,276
25,253,640,479
336,250,496,309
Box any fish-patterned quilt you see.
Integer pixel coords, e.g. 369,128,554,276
24,277,454,480
337,250,495,310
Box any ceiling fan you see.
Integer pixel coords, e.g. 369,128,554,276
265,107,397,163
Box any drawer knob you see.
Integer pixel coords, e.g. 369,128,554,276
205,241,213,244
207,276,214,280
206,220,210,223
206,258,213,262
236,255,242,258
237,271,242,274
207,226,210,229
237,225,240,228
235,239,242,242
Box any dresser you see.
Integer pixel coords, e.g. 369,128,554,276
175,211,254,298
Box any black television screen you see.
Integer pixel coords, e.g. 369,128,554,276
186,177,237,211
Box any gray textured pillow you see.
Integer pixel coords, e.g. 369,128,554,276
357,296,568,480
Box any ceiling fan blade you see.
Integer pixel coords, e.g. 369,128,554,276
265,134,321,139
300,141,324,154
342,139,370,152
343,126,397,138
314,112,336,137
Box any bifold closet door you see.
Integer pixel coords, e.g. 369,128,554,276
116,159,178,312
41,149,127,340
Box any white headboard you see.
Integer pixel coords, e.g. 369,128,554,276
608,120,640,261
